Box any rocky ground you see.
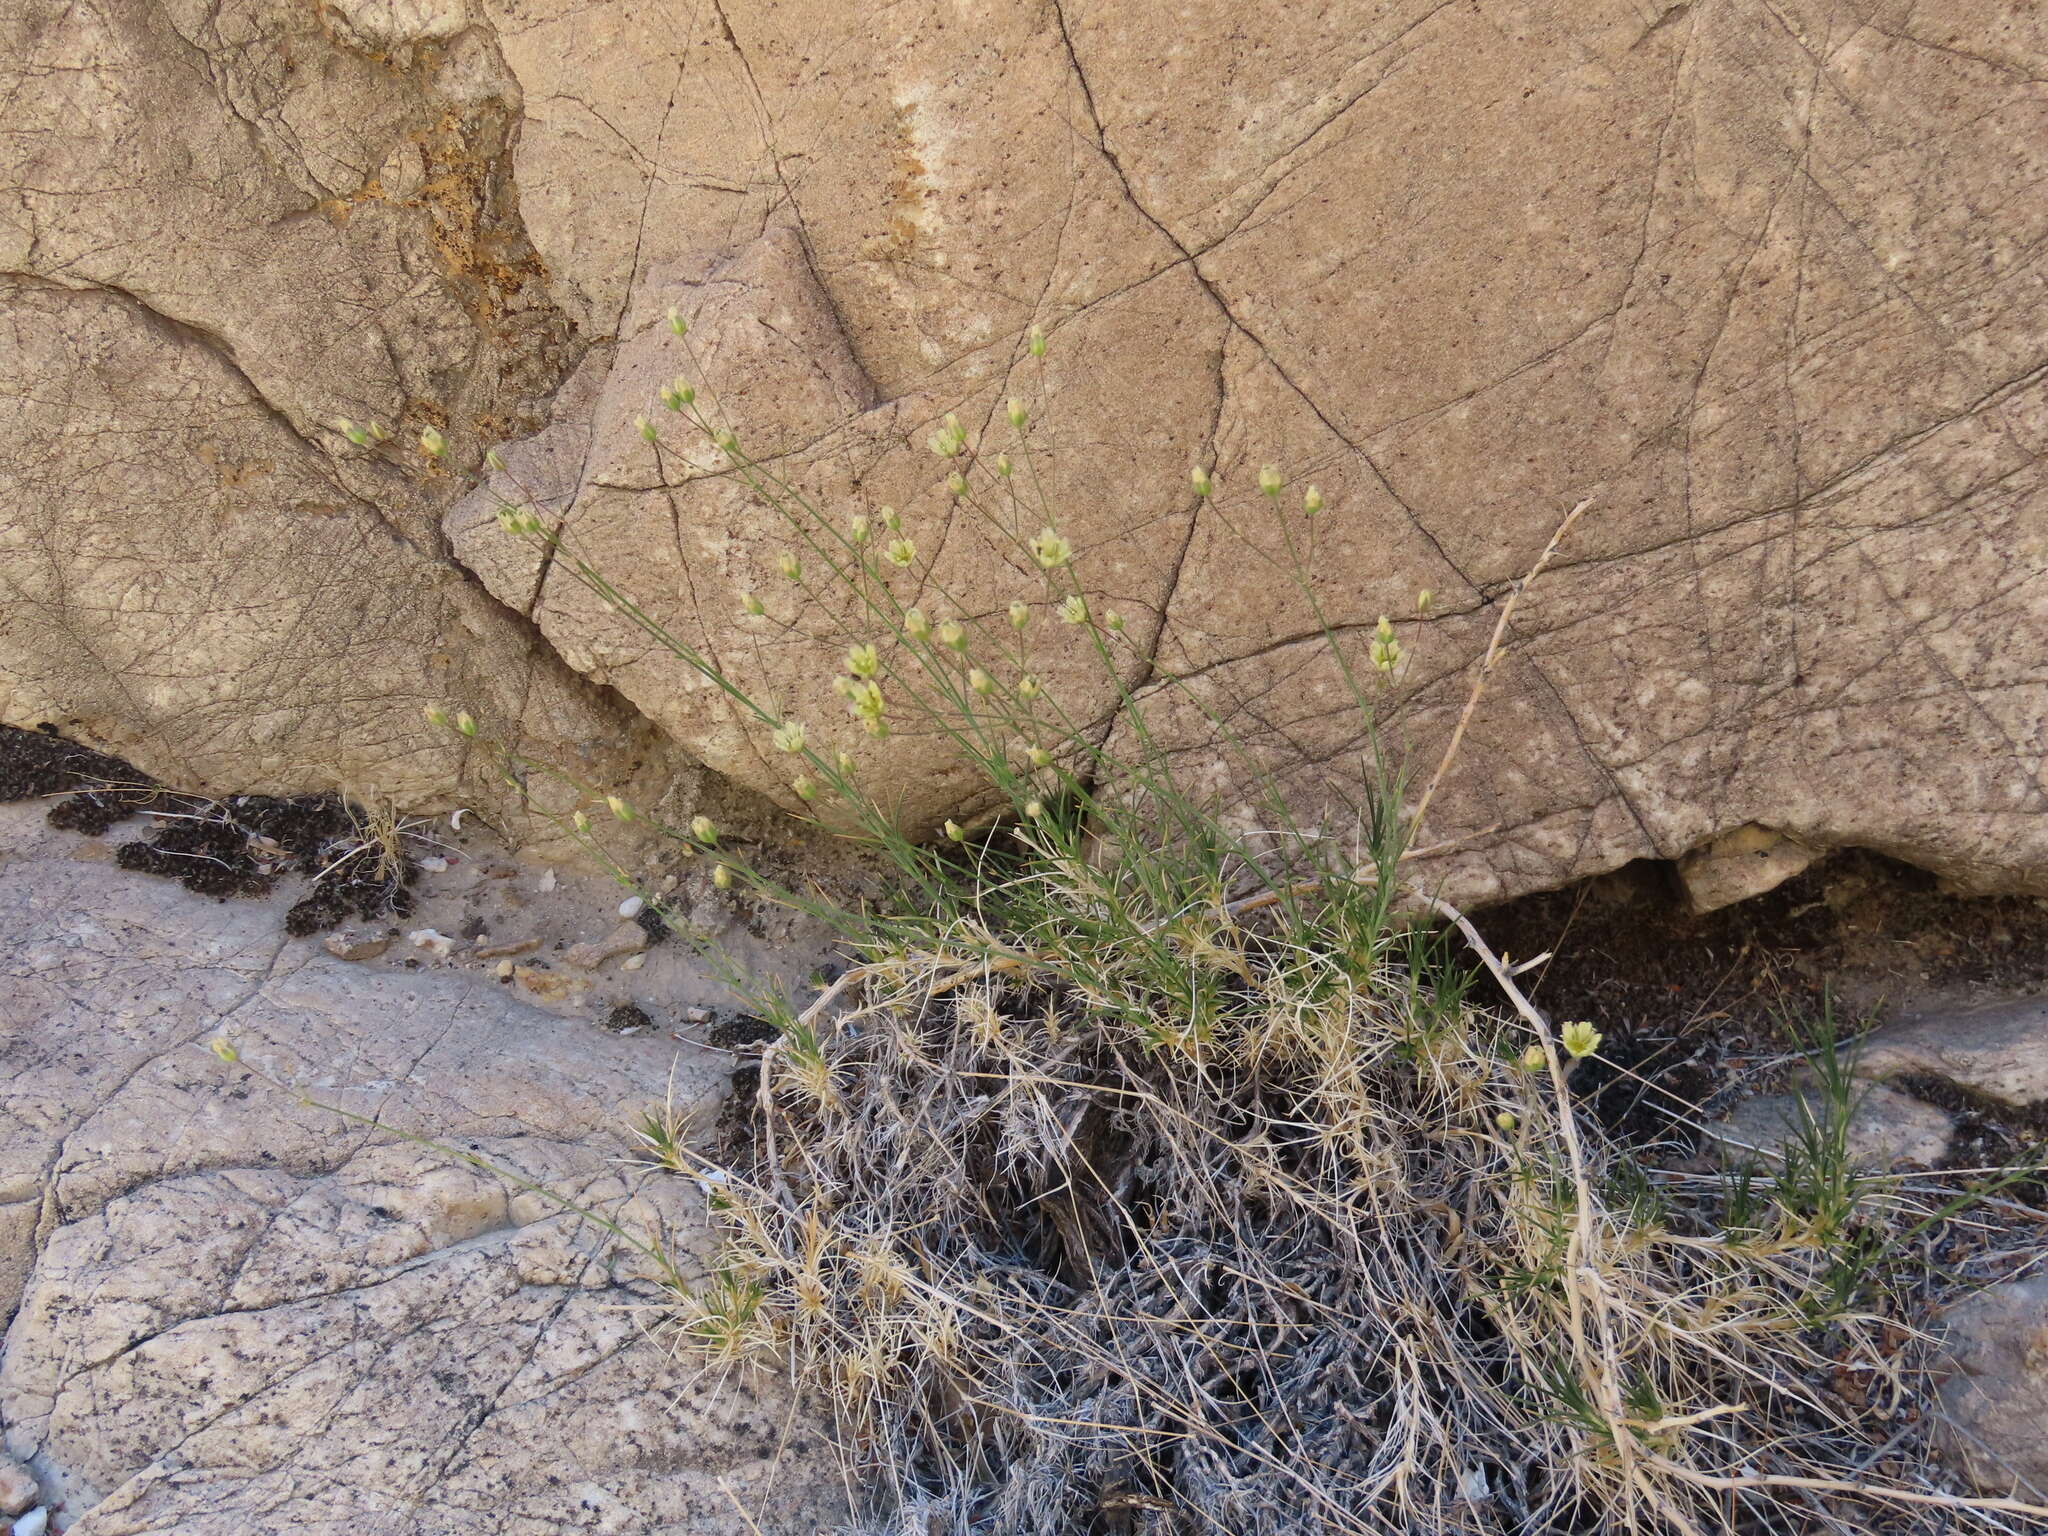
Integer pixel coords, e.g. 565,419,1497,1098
4,777,2048,1530
0,800,843,1535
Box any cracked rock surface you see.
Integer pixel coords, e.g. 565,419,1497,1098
9,1,2048,907
0,807,841,1534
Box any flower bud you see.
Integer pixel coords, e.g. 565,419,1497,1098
573,809,591,831
1006,398,1028,429
1257,464,1283,497
337,418,368,446
1017,675,1042,700
1190,464,1212,497
1027,746,1052,769
1023,799,1045,820
691,815,718,844
484,446,507,472
740,591,765,617
779,552,802,581
944,819,966,841
938,620,967,651
881,506,901,531
667,305,688,336
712,862,732,889
945,471,968,497
995,453,1014,477
849,513,870,544
1027,323,1047,357
1105,611,1126,632
836,750,856,774
1495,1111,1519,1133
904,608,932,640
1520,1044,1546,1073
423,704,449,728
420,426,447,458
793,775,817,801
1009,601,1031,630
210,1037,240,1064
674,377,696,405
1417,588,1434,614
455,711,478,737
846,642,880,678
968,668,993,696
636,415,658,443
607,795,636,822
1370,615,1402,674
1303,485,1324,515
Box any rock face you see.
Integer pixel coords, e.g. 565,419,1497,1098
0,807,840,1534
8,2,2048,906
1704,1082,1954,1171
1936,1276,2048,1499
1853,999,2048,1109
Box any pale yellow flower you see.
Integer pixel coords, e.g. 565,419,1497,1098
1029,527,1073,569
1561,1021,1602,1059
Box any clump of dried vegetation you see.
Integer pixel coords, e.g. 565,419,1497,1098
338,314,2045,1533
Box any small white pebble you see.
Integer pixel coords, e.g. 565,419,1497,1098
618,895,645,918
407,928,456,958
622,953,647,971
617,1026,641,1036
494,958,515,979
14,1508,49,1536
684,1006,711,1024
417,855,450,873
538,868,558,892
657,874,678,894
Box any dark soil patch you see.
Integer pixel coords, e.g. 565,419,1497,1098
4,722,417,934
600,1002,655,1033
1473,851,2048,1152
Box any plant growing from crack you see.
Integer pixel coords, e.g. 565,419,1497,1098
239,317,2048,1535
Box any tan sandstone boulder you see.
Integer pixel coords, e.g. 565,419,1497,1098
7,0,2048,907
0,803,841,1533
